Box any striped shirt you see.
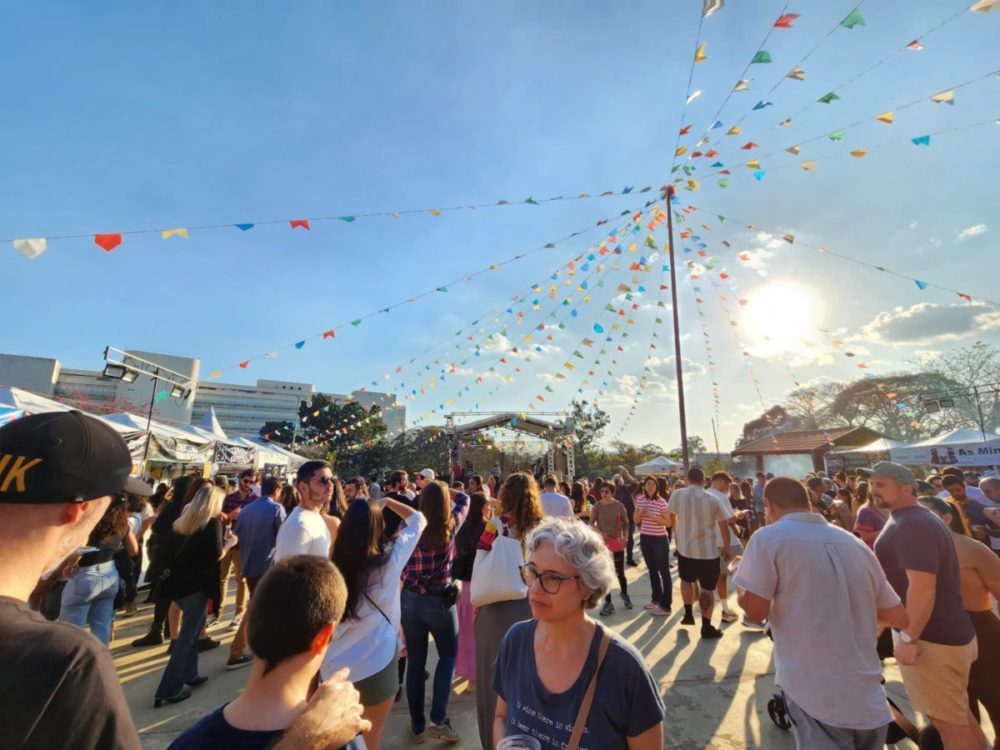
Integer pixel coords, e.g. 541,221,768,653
667,486,732,560
635,495,669,537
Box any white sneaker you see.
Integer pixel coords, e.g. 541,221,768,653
720,609,739,623
649,605,671,617
742,615,767,629
643,602,658,611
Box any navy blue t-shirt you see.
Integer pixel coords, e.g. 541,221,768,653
492,620,664,750
168,705,367,750
874,504,974,646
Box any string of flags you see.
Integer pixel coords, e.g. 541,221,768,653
6,183,661,261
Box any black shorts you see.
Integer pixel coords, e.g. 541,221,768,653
676,553,721,589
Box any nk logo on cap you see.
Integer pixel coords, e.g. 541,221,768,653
0,454,43,492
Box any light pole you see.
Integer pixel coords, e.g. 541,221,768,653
920,382,1000,442
102,348,194,473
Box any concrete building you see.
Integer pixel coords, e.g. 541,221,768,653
0,351,405,439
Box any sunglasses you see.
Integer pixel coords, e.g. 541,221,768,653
313,476,336,486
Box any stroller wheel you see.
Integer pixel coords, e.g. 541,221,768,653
767,696,792,730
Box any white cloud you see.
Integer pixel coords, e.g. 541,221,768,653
958,224,987,241
855,302,1000,346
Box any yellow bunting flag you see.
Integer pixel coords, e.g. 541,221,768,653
786,67,806,81
727,125,741,135
744,159,760,169
161,228,189,240
694,43,708,62
850,148,867,158
970,0,998,11
210,370,222,378
687,179,700,190
930,89,955,105
786,145,800,155
426,209,442,216
675,146,688,157
800,161,816,172
875,111,894,124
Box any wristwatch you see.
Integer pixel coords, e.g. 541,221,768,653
895,629,916,645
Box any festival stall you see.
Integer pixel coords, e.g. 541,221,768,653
635,455,685,475
890,428,1000,468
824,437,905,474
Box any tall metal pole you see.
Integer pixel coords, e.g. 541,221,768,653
974,386,987,442
140,370,160,471
664,186,690,472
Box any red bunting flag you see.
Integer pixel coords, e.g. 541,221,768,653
958,293,973,302
679,125,692,135
774,13,799,28
906,39,923,51
741,142,758,150
239,360,250,369
289,219,311,230
94,233,122,252
322,330,336,339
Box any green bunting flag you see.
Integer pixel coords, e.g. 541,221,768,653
840,8,865,29
750,50,772,64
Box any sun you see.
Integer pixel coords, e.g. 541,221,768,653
744,280,820,354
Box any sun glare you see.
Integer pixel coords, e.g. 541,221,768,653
745,280,819,354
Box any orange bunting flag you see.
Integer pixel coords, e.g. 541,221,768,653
322,330,336,339
875,111,894,124
94,233,122,252
850,148,868,158
239,361,249,369
289,219,311,230
774,13,799,27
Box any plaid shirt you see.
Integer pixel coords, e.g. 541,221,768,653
402,492,469,592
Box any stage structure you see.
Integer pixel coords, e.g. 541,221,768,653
445,411,577,479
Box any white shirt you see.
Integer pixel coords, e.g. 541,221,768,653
539,491,574,517
734,513,900,730
938,485,988,503
666,486,731,560
321,512,427,682
274,506,331,561
707,487,737,548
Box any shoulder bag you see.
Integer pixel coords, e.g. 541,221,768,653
566,625,613,750
470,516,528,607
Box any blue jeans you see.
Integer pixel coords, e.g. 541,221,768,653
155,591,207,700
400,587,458,732
640,534,672,610
60,561,120,646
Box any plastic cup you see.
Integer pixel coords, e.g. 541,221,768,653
496,735,542,750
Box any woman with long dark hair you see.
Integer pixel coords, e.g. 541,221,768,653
59,494,138,645
400,480,470,742
570,481,590,520
473,472,544,750
920,495,1000,748
324,496,425,750
153,484,227,707
453,492,490,691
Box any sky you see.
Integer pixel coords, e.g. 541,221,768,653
1,1,998,452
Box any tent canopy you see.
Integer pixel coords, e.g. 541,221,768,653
635,455,684,475
910,428,1000,447
828,437,904,455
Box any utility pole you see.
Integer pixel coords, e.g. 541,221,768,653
664,186,690,472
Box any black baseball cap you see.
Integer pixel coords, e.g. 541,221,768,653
0,411,151,504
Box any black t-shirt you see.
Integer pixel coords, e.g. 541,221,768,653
614,483,637,512
0,596,141,749
381,491,418,540
168,705,368,750
874,504,975,646
164,519,223,602
79,533,124,567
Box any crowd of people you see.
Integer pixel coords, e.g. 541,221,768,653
2,410,999,749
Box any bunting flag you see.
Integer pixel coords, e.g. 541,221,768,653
322,330,336,339
801,161,816,172
969,0,998,11
931,89,955,105
850,148,868,158
876,111,894,124
840,8,865,28
906,40,924,51
234,223,254,231
94,233,122,252
289,219,311,230
786,145,801,155
694,43,708,63
740,142,758,150
829,129,846,142
726,125,742,135
786,67,806,80
911,134,931,145
817,91,841,104
745,159,761,169
752,101,773,110
161,228,189,240
12,238,46,259
703,0,724,16
686,90,703,105
914,280,929,290
733,79,750,92
675,146,688,157
750,50,772,64
774,13,799,28
753,170,766,181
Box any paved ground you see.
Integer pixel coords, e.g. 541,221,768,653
110,561,989,749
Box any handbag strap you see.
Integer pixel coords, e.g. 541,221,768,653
566,625,612,750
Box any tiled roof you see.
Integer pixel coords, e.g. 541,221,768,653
732,427,880,455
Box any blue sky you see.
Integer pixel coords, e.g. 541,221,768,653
1,1,997,450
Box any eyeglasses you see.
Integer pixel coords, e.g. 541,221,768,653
241,479,254,485
519,563,580,594
313,476,336,486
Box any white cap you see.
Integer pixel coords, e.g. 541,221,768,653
419,468,436,480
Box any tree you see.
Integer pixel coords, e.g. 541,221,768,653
827,372,973,442
570,399,610,476
921,341,1000,434
785,381,846,429
260,420,295,445
672,435,707,457
384,426,449,476
736,405,802,447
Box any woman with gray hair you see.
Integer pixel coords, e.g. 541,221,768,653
492,517,664,749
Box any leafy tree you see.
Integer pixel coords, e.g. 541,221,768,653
785,381,846,429
570,399,610,475
384,426,449,476
260,420,295,445
672,435,707,456
736,405,801,447
921,341,1000,434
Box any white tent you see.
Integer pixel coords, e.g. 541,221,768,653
827,437,905,455
891,428,1000,467
635,455,684,475
0,387,134,435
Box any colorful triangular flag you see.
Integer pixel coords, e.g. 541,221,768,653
876,111,894,124
12,238,46,259
840,8,865,28
817,91,840,104
750,50,772,64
